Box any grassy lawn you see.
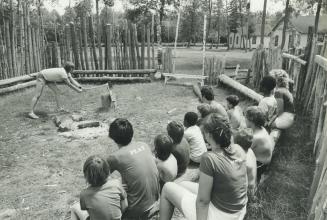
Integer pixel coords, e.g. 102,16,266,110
0,48,313,219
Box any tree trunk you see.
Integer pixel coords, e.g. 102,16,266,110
96,0,103,69
70,22,80,69
232,32,236,49
281,0,290,50
81,16,89,70
260,0,267,45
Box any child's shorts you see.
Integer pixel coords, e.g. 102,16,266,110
180,192,246,220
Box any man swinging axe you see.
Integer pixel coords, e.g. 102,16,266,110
28,61,83,119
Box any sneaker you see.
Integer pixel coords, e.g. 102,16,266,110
28,112,39,119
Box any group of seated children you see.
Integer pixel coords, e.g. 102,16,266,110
71,69,294,220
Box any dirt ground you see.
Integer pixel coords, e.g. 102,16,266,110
0,48,313,220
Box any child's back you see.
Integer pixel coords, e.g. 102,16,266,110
184,125,207,163
228,106,246,131
80,178,126,220
258,96,277,124
156,154,178,182
252,127,274,164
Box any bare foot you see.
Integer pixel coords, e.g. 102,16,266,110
28,112,39,119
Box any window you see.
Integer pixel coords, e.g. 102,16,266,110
274,35,279,46
230,37,233,44
236,36,239,44
252,36,257,44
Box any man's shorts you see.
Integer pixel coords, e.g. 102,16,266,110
181,192,246,220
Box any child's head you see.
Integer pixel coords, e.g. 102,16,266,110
200,86,214,102
154,134,174,161
167,121,184,144
260,75,276,95
109,118,134,146
184,112,198,128
245,106,266,128
226,95,240,110
202,113,231,149
269,69,290,89
234,129,253,152
63,61,75,73
197,104,211,118
83,155,110,187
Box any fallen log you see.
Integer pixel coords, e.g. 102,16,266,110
0,80,36,95
218,74,263,103
76,77,151,83
315,55,327,72
166,81,194,87
78,121,100,129
72,69,157,77
0,72,38,88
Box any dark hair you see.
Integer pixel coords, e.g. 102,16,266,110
154,134,173,161
203,113,231,149
184,112,198,127
200,86,214,101
245,106,266,127
83,155,110,187
234,129,253,151
197,104,211,118
226,95,239,107
167,121,184,144
260,75,276,95
63,61,75,73
109,118,133,146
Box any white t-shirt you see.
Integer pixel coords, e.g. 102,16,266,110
258,96,277,123
184,125,207,163
40,68,68,82
156,154,178,182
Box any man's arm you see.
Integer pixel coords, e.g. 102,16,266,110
67,73,82,89
63,78,82,93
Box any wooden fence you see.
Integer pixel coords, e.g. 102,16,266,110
0,3,156,81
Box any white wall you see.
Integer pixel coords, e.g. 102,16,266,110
270,26,307,50
229,32,242,48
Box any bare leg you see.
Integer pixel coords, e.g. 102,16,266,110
179,181,199,194
160,182,193,220
47,83,61,111
29,79,46,119
70,203,89,220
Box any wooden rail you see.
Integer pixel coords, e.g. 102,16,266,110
72,69,157,77
315,55,327,71
282,53,307,65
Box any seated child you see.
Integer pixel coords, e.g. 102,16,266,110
107,118,160,219
245,106,275,184
234,129,257,197
226,95,247,133
258,75,278,128
154,134,178,183
269,69,295,130
71,155,127,220
200,86,229,120
183,112,207,163
197,104,211,125
167,121,190,177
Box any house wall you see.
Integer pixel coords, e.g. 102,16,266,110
229,33,270,49
270,25,308,50
249,36,270,49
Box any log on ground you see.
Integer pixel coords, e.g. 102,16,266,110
76,77,152,83
0,72,38,88
0,80,36,95
78,121,100,129
218,74,263,103
72,69,157,77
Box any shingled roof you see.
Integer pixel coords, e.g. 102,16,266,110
271,15,327,34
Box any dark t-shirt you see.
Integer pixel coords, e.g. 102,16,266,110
107,142,160,217
275,88,295,113
80,179,125,220
199,145,248,214
172,138,190,176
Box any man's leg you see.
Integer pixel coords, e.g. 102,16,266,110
159,182,194,220
47,83,62,111
29,78,46,119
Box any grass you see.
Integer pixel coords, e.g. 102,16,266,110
0,48,314,219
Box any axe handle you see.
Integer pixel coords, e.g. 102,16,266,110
83,83,108,90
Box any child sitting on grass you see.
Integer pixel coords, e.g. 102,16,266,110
258,75,278,128
234,129,257,197
226,95,246,133
71,155,127,220
167,121,190,177
154,134,178,183
184,112,207,163
245,106,275,184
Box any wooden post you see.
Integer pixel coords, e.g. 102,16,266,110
123,22,129,69
9,0,16,77
89,16,98,70
141,24,145,69
105,24,113,70
151,14,155,69
70,22,80,69
81,16,89,70
129,22,136,69
5,19,13,78
133,24,140,69
96,0,103,69
202,15,207,77
78,25,85,70
147,25,151,69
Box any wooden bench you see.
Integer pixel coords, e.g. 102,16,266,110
162,73,208,86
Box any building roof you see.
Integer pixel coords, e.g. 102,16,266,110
271,15,327,34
